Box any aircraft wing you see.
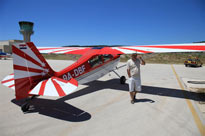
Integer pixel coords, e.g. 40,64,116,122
38,47,90,54
110,43,205,54
38,43,205,55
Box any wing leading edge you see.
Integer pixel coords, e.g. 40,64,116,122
38,43,205,55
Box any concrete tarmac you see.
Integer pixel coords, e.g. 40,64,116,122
0,59,205,136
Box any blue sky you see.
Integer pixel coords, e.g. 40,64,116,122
0,0,204,46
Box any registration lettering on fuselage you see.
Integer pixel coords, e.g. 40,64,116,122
62,65,86,80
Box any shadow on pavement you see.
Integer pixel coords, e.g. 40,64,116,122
142,85,205,102
135,98,155,103
11,98,91,122
11,78,204,122
58,79,205,102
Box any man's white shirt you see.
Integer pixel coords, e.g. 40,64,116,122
127,59,141,79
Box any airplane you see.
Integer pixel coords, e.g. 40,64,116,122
1,42,205,112
0,51,10,60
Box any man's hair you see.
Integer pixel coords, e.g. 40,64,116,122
131,53,138,57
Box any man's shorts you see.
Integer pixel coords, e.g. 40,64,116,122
128,77,141,92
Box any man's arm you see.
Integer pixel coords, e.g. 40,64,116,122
127,69,131,78
138,56,145,65
127,60,131,78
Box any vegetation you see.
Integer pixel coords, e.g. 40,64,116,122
42,54,81,61
120,52,205,64
43,52,205,64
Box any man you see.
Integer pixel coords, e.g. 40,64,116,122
127,53,145,104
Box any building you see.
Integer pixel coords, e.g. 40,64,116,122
0,21,34,54
19,21,34,42
0,40,24,53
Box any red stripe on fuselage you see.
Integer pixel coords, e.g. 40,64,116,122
56,53,120,83
68,78,78,86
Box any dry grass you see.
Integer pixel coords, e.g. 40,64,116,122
42,54,81,61
121,52,205,64
43,52,205,64
197,88,205,93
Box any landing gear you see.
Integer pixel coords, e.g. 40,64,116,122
120,76,126,84
21,103,30,112
112,70,126,84
21,95,38,112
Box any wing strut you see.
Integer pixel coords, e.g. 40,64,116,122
112,68,126,84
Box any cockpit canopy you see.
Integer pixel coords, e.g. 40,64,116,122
88,54,113,68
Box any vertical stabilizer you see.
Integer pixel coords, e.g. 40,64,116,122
12,42,54,99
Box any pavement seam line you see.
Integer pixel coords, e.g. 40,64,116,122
171,64,205,136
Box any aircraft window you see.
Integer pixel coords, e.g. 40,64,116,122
88,55,103,67
103,54,112,63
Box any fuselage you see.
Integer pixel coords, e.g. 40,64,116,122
54,50,121,84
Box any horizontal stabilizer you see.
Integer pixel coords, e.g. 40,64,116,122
29,77,78,97
1,73,15,90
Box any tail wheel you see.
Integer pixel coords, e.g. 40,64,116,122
120,76,126,84
21,103,30,112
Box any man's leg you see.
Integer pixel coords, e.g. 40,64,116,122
133,79,137,100
134,79,141,100
130,92,135,100
130,92,135,104
133,91,137,100
129,78,135,104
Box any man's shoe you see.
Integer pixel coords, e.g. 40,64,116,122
131,100,135,104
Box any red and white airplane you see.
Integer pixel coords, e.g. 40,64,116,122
1,42,205,112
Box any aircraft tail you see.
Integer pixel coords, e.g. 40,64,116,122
1,42,78,100
12,42,55,100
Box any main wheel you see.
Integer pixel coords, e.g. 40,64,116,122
21,103,30,112
120,76,126,84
